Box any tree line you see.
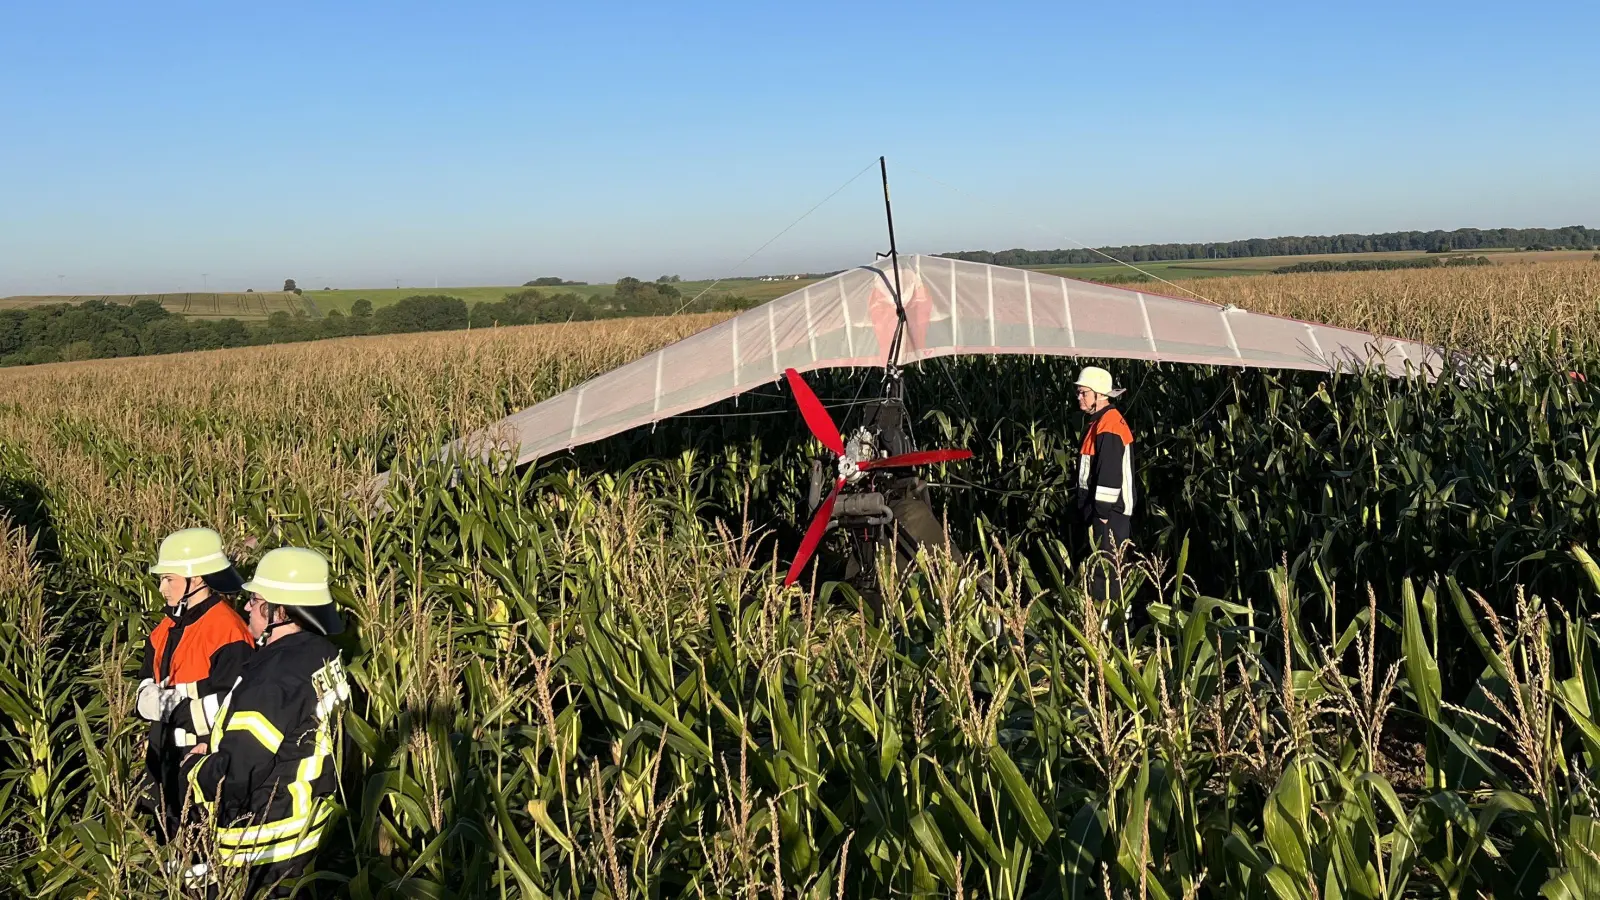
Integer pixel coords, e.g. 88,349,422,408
0,278,753,367
1273,255,1492,274
939,226,1600,266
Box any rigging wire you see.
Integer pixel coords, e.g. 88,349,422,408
632,160,1196,439
667,396,878,420
900,165,1226,308
669,158,881,317
889,282,980,442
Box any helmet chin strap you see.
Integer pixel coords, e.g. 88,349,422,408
256,609,302,646
169,577,208,618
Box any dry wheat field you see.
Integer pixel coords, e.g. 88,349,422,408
3,262,1600,898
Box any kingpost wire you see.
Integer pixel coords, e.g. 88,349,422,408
670,159,882,316
902,165,1225,308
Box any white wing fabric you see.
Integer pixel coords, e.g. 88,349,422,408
463,255,1438,467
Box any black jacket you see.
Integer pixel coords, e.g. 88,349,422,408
189,630,350,866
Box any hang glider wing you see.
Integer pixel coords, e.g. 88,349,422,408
444,254,1440,468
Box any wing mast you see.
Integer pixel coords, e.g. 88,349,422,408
879,156,908,373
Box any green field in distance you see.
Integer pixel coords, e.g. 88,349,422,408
5,249,1588,319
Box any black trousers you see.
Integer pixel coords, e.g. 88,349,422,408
246,856,312,898
1086,511,1133,606
138,728,187,843
199,857,311,899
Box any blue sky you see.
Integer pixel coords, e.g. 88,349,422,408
2,1,1596,295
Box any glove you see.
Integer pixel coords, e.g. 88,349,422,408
136,679,163,722
135,679,186,722
164,859,213,885
158,686,186,721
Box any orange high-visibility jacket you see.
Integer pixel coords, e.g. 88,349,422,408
140,595,254,747
1077,405,1135,520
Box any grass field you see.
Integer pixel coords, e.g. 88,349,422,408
298,276,833,314
1032,247,1599,285
5,261,1600,896
305,284,546,314
7,249,1591,322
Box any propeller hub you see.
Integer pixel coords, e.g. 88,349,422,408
837,456,862,483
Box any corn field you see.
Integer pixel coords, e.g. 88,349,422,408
3,261,1600,897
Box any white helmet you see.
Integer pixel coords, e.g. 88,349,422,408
151,527,245,593
1075,366,1125,398
243,547,344,635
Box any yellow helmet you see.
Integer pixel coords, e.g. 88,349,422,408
150,528,247,595
1075,366,1125,398
243,547,344,635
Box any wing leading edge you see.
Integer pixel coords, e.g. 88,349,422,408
431,254,1440,470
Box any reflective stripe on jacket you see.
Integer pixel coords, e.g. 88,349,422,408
189,631,350,866
141,595,253,743
1077,405,1135,519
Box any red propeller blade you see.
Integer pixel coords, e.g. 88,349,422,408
859,448,974,470
784,477,843,587
784,368,844,456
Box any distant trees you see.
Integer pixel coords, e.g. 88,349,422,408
611,277,681,316
61,341,97,362
940,226,1600,266
202,318,250,347
469,290,593,327
14,227,1582,370
0,300,256,365
1088,272,1152,285
0,278,756,368
142,317,195,352
1274,256,1492,274
371,295,468,334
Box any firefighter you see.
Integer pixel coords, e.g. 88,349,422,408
186,547,350,898
1074,366,1135,604
138,527,254,842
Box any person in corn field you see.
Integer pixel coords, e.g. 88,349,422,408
138,527,254,843
1075,366,1135,606
185,547,350,898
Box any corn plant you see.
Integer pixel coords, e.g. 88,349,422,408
1,263,1600,896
